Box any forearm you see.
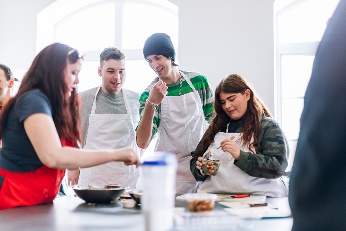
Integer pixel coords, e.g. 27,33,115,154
191,126,210,160
234,119,288,178
24,114,138,170
190,128,210,181
52,147,125,169
136,103,155,148
235,150,287,178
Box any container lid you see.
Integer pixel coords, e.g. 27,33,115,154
141,151,177,166
184,193,218,201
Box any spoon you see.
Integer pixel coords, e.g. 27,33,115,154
216,135,236,149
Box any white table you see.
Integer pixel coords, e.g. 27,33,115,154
0,196,292,231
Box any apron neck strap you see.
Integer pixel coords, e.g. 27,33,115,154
90,87,132,117
179,71,197,92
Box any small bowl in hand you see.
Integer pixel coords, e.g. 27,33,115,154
202,159,220,176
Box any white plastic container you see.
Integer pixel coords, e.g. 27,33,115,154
185,193,217,212
141,152,177,231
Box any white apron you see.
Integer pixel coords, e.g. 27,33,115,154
155,72,208,194
78,88,140,189
199,132,287,197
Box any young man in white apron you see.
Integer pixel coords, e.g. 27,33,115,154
136,33,214,194
68,48,140,189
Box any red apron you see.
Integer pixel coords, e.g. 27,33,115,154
0,140,73,210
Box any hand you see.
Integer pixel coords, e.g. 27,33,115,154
67,169,80,186
148,80,168,105
116,147,139,167
220,137,241,160
196,157,205,176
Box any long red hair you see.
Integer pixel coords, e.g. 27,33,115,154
0,43,81,147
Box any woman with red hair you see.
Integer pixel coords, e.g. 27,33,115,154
0,43,138,210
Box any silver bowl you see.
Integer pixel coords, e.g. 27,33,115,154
73,186,125,204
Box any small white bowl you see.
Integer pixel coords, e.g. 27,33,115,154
121,199,136,208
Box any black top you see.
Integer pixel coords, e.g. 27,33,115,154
289,1,346,230
0,90,52,172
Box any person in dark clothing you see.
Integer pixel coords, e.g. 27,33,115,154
289,1,346,230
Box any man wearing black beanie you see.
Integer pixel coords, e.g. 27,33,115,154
136,33,214,194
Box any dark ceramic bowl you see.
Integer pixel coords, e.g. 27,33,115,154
73,186,125,204
128,189,142,206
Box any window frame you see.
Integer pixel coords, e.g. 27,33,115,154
274,0,339,169
36,0,178,93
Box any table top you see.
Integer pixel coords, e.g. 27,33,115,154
0,195,293,231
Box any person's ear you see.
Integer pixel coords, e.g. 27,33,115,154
98,67,102,77
8,78,14,88
245,89,251,101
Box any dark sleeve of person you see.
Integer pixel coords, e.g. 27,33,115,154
190,126,211,182
0,91,52,172
234,118,288,179
16,91,52,122
289,1,346,231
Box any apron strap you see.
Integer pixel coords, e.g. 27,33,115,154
89,87,136,138
90,87,101,114
179,71,203,109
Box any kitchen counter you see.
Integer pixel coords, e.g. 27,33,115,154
0,195,292,231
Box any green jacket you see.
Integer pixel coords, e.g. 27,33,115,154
190,117,289,181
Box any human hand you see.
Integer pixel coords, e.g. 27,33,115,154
196,157,205,176
219,136,241,160
116,147,139,167
148,80,168,105
67,169,80,186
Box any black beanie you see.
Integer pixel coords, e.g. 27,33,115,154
143,33,175,61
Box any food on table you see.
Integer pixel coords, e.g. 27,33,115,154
188,199,215,212
185,193,217,212
106,184,122,189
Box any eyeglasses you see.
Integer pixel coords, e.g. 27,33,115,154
67,49,84,62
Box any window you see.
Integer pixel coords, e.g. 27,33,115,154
274,0,339,170
37,0,178,93
37,0,178,158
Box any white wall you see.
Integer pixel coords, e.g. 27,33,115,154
171,0,275,111
0,0,275,112
0,0,56,70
